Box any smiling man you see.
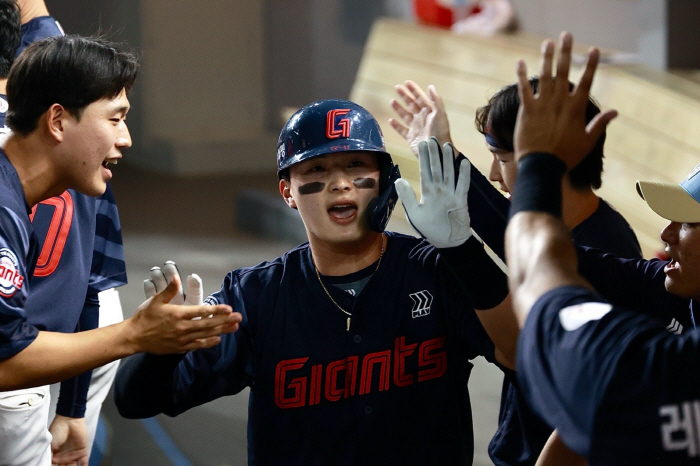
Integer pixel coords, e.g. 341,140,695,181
115,99,511,465
0,35,240,397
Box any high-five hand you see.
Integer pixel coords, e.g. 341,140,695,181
394,137,472,248
513,32,617,167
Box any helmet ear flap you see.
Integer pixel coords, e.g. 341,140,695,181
366,163,401,233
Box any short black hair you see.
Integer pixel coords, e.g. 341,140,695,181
475,77,606,190
6,35,139,135
0,0,21,79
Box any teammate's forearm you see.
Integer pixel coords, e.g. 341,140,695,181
536,430,586,466
506,212,588,327
0,320,139,390
15,0,49,24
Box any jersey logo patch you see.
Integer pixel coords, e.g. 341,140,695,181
410,290,433,318
326,109,351,139
0,248,24,298
558,302,612,331
203,295,219,306
667,318,683,335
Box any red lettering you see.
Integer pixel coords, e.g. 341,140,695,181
393,336,417,387
325,356,358,402
274,336,448,410
32,192,74,277
418,337,447,382
326,109,351,139
360,350,391,395
275,358,308,409
309,364,323,406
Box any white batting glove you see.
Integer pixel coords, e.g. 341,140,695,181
143,261,203,306
394,137,472,248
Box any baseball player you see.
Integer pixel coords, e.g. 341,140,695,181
508,31,700,465
115,99,512,465
390,79,643,465
0,1,131,464
0,33,240,465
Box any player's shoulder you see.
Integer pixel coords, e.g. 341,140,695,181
230,242,309,283
19,16,63,54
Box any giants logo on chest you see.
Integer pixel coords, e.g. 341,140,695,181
0,248,24,298
275,335,447,409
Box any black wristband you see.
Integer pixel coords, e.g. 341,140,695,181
509,152,567,219
439,236,509,310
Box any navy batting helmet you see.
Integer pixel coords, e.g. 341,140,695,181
277,99,400,233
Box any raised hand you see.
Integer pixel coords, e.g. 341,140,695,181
394,137,472,248
144,261,203,305
513,32,617,168
389,81,454,158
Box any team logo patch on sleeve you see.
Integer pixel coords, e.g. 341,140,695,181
558,302,612,331
0,248,24,298
203,295,219,306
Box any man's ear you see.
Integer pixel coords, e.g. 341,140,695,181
45,104,67,142
279,179,297,209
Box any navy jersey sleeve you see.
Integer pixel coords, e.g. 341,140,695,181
0,207,38,359
115,272,254,418
434,251,498,364
577,247,694,328
17,16,63,55
55,293,99,418
460,153,510,262
88,184,127,294
518,285,700,464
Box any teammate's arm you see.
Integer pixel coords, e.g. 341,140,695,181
536,431,586,466
15,0,48,25
506,32,616,324
0,278,240,391
395,138,516,368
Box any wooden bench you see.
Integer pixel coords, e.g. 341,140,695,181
350,18,700,258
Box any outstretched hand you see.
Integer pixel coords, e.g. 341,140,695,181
130,268,240,354
389,81,454,158
514,32,617,168
395,137,472,248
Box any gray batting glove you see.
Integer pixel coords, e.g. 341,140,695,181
394,137,472,248
143,261,204,306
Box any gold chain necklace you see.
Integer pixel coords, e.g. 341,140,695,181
313,234,386,331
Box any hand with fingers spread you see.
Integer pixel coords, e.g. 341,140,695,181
394,137,472,248
389,81,454,158
144,261,203,306
129,272,240,354
513,32,618,168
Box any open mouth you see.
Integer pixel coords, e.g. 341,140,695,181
328,203,358,221
102,159,119,169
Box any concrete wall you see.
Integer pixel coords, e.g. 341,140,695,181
512,0,641,52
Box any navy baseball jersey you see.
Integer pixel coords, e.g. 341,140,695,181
0,149,39,359
8,14,127,417
116,232,497,465
17,15,64,55
518,285,700,465
457,159,646,465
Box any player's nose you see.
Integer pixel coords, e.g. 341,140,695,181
660,221,681,245
488,157,502,183
117,123,132,149
329,168,352,191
